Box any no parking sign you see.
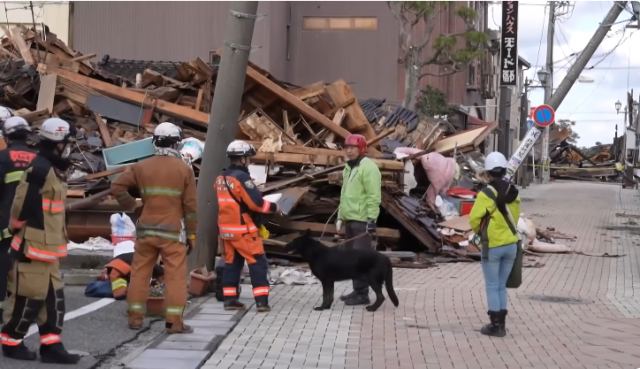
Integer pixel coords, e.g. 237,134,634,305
532,104,555,128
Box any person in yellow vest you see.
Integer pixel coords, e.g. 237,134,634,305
1,118,80,364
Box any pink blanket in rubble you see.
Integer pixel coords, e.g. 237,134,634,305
395,148,456,206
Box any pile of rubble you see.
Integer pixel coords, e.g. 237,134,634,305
0,26,498,261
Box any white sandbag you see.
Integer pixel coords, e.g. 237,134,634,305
529,239,571,253
517,217,537,245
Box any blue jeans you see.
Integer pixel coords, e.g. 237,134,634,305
481,243,517,311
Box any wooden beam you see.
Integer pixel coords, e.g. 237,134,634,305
94,113,113,147
366,128,394,147
253,151,403,171
245,66,352,140
70,53,96,62
275,220,400,242
291,81,325,100
41,65,210,126
10,27,35,65
325,80,375,139
36,73,57,113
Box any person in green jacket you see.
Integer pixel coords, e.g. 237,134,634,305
469,152,520,337
336,134,382,306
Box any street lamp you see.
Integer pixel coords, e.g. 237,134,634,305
615,100,622,114
537,69,549,87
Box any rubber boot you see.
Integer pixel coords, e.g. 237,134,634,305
40,343,81,364
480,311,506,337
223,298,245,311
339,290,358,302
343,293,370,306
165,320,194,334
255,295,270,312
128,311,144,330
2,342,37,361
499,309,508,332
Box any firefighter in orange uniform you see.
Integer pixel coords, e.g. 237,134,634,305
1,118,79,364
217,140,278,312
111,122,197,334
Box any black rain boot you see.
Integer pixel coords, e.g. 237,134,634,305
339,290,359,302
2,342,37,361
40,343,81,364
499,309,508,333
255,295,270,312
343,293,370,306
223,298,246,311
480,311,506,337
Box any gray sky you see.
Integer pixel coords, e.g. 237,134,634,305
490,1,640,147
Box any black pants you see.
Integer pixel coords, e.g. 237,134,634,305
345,221,373,296
0,238,12,303
222,250,269,304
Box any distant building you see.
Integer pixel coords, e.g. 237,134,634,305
68,1,493,109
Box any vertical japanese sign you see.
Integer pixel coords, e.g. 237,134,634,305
500,1,519,86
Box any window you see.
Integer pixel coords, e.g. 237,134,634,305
303,17,378,31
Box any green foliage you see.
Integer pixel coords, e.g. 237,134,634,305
416,86,450,117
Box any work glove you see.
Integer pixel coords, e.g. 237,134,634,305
366,220,377,236
186,238,195,255
335,219,343,234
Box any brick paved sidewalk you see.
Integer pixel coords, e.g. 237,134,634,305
202,181,640,369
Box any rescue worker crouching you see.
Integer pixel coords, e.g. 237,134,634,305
217,140,279,312
1,118,80,364
0,116,36,322
111,122,197,334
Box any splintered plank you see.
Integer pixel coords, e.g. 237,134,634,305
36,73,57,113
325,80,376,139
94,113,113,147
10,27,35,65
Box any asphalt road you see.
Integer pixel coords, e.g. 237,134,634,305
0,286,166,369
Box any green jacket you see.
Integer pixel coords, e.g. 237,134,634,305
338,157,381,222
469,185,520,248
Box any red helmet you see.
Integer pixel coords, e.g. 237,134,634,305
344,134,367,156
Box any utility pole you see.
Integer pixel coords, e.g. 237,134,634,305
506,1,627,180
548,1,626,108
497,86,512,156
193,2,258,269
540,1,555,183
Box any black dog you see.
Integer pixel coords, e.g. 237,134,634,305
286,232,399,312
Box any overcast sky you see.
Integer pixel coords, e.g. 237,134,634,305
489,1,640,147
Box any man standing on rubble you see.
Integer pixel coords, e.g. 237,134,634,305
1,118,80,364
337,134,382,306
111,122,197,334
216,140,279,312
0,117,36,322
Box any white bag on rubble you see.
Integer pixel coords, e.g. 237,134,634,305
113,240,135,258
517,217,537,246
435,195,459,220
110,213,136,244
179,138,205,164
529,239,571,253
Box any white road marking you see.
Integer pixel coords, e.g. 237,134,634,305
25,298,116,338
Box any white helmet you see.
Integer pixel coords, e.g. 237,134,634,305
226,140,256,158
0,106,12,122
39,117,71,142
2,116,30,136
153,122,182,140
484,152,508,171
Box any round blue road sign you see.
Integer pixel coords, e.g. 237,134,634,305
533,104,555,128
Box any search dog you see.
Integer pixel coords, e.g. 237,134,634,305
286,231,399,312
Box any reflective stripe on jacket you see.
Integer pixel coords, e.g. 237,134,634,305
215,166,276,240
9,155,68,262
111,155,198,243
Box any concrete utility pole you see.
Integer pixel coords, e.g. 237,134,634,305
192,2,258,269
506,1,627,180
548,1,626,109
497,86,512,156
540,1,555,183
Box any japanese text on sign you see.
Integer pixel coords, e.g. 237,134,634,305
500,1,519,86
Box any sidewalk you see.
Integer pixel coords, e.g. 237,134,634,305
200,181,640,369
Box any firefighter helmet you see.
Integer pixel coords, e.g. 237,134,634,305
39,118,72,142
226,140,256,158
2,116,30,136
